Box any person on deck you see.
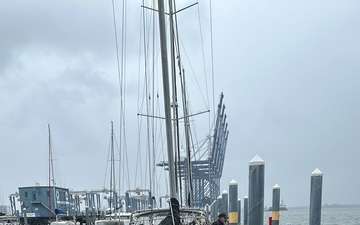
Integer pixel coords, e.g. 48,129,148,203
212,213,227,225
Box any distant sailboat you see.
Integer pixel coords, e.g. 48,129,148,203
47,124,76,225
95,122,121,225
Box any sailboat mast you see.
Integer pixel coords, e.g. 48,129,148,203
180,69,193,207
48,124,51,215
110,121,115,215
168,0,182,204
48,124,57,214
157,0,178,200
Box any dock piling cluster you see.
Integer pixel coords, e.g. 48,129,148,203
209,155,324,225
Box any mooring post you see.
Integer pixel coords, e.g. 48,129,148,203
85,206,89,225
243,196,248,225
237,199,241,225
217,195,223,216
23,208,28,225
248,155,265,225
205,204,210,220
211,200,217,221
222,190,229,216
271,184,280,225
309,168,323,225
229,180,238,225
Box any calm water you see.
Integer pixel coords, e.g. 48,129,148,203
262,205,360,225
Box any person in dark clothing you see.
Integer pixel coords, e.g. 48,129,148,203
212,213,227,225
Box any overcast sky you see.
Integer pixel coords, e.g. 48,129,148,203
0,0,359,209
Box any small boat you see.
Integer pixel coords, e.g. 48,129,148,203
95,213,131,225
265,200,288,211
0,215,19,225
130,207,210,225
280,200,288,211
50,212,76,225
50,221,76,225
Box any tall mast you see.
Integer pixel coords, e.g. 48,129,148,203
180,69,193,207
48,124,57,215
157,0,178,199
168,0,194,207
48,124,51,216
109,121,115,215
168,0,181,204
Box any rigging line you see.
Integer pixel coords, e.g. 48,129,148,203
144,0,155,198
149,1,165,199
103,130,113,191
113,126,130,198
48,124,52,214
135,3,145,192
48,125,63,190
157,141,169,197
169,0,182,205
197,2,214,138
179,67,194,207
177,39,209,111
144,0,149,191
111,0,123,116
111,122,116,214
188,124,197,161
120,0,133,202
111,0,123,202
196,2,211,130
151,0,156,200
122,129,131,192
172,2,198,205
144,0,154,192
209,0,216,131
155,91,167,197
134,0,149,193
137,7,150,117
119,0,127,198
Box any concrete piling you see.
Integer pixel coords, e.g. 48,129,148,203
271,184,280,225
309,168,323,225
217,195,223,216
205,204,210,220
237,199,241,225
228,180,238,225
85,206,89,225
243,196,248,225
211,200,217,221
248,155,265,225
222,190,229,215
23,209,28,225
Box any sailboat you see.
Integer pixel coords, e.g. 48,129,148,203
95,122,130,225
130,1,213,225
48,124,76,225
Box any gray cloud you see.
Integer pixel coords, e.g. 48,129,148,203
0,0,359,208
